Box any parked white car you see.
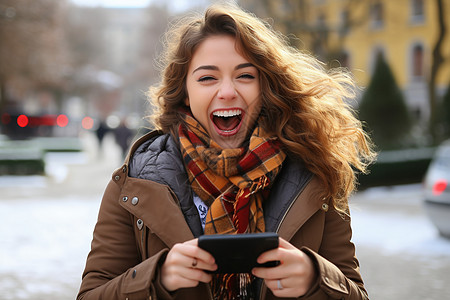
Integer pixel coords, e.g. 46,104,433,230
423,139,450,238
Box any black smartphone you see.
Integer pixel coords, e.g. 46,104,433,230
198,232,280,274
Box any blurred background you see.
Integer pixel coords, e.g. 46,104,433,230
1,0,450,299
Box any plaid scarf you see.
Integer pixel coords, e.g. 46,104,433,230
178,112,286,299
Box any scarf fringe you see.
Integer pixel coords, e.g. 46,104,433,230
211,273,255,300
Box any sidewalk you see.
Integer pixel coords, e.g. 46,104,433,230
1,132,122,199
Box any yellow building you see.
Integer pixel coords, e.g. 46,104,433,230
241,0,450,123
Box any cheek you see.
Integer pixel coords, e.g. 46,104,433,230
189,100,210,127
245,84,261,107
248,91,262,114
186,86,212,122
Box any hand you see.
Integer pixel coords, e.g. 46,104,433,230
161,239,217,292
252,237,317,298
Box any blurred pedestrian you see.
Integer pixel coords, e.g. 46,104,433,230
78,3,376,300
95,120,109,150
113,118,134,159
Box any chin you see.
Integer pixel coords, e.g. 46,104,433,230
214,134,246,149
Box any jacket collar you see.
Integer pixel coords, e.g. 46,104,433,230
127,131,204,237
118,131,197,247
264,157,327,240
118,175,195,248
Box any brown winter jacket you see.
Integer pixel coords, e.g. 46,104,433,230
77,131,369,300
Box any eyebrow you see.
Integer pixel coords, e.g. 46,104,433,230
192,63,256,74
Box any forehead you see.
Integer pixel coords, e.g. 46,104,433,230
189,35,249,69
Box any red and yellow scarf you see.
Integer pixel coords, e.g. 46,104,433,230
178,112,286,299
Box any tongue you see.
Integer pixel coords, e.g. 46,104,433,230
214,116,241,131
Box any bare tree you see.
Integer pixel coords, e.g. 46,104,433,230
428,0,447,143
63,5,109,69
0,0,68,112
136,3,171,87
239,0,365,64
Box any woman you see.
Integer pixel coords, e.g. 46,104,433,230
77,3,375,300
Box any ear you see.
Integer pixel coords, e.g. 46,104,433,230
184,97,190,106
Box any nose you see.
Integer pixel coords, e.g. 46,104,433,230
217,80,237,100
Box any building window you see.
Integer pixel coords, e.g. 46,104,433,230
370,1,384,29
340,9,350,36
410,0,425,24
411,44,424,78
280,0,293,14
313,13,328,61
317,13,327,29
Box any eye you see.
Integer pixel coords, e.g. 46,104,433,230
197,76,216,82
238,73,255,80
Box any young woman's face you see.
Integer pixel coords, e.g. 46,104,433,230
185,35,261,149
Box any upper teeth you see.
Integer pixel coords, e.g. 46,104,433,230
213,109,242,117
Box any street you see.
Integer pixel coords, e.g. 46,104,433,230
1,132,450,300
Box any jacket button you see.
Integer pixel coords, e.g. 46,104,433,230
122,165,127,173
114,175,120,181
132,197,139,205
321,203,329,211
340,282,346,290
132,269,137,278
323,276,330,284
122,196,128,202
137,219,144,230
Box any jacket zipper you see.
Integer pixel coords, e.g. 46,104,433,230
275,176,312,234
259,177,312,298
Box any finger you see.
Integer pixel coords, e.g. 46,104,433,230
185,240,217,271
252,263,282,280
266,276,298,290
173,240,216,266
182,267,214,284
256,238,295,264
162,257,214,291
265,276,312,298
278,237,296,250
190,257,218,272
266,278,288,292
253,251,284,280
265,278,297,298
185,239,216,265
169,245,217,272
258,238,306,266
163,268,213,291
256,248,280,265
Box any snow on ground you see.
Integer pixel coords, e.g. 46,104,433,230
350,184,450,257
351,206,450,257
0,133,119,300
0,197,100,300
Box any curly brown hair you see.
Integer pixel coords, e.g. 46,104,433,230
148,3,376,212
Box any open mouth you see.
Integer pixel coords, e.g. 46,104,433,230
211,109,244,136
